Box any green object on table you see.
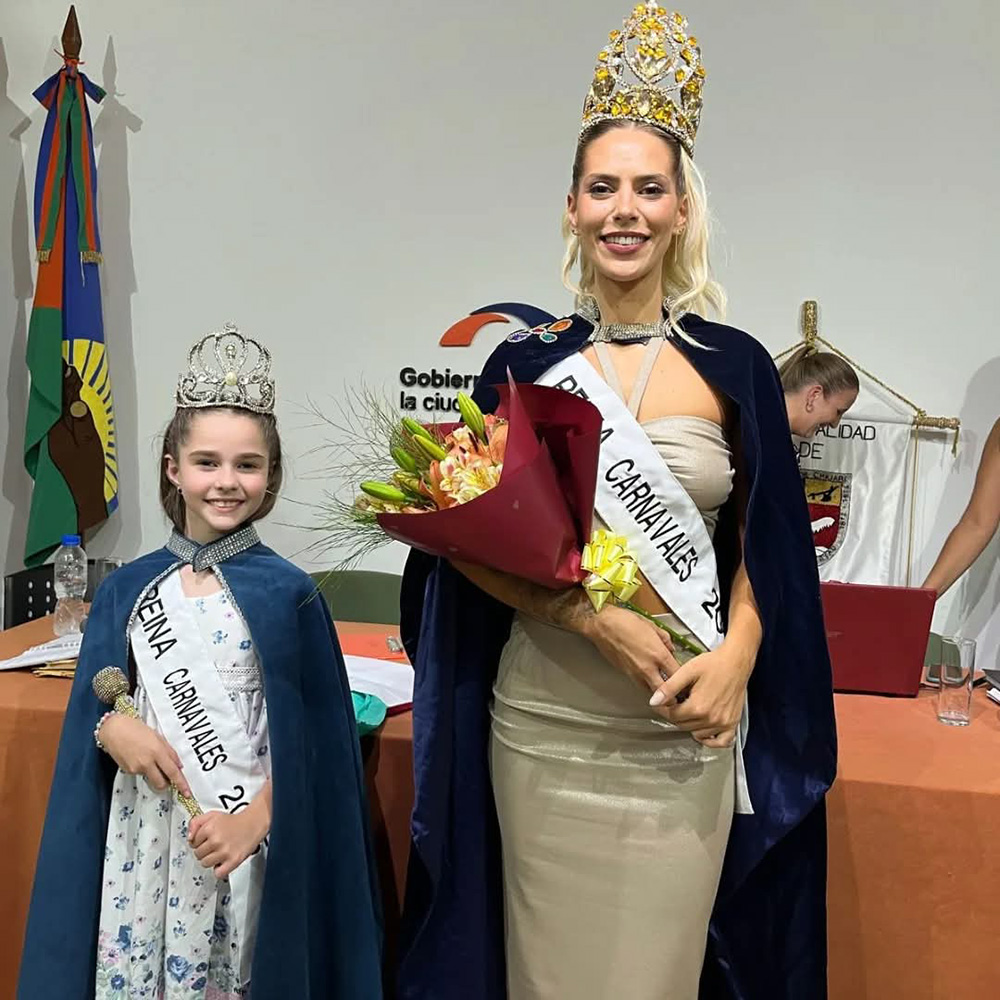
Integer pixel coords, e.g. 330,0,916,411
352,691,387,736
923,630,966,686
924,631,942,668
310,569,402,625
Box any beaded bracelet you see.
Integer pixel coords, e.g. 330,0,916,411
94,710,115,751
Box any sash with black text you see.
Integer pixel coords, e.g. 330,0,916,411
538,352,751,812
130,569,267,978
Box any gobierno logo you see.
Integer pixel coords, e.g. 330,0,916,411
438,302,555,347
397,302,556,415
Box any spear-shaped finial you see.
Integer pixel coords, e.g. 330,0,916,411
801,300,819,348
62,5,82,60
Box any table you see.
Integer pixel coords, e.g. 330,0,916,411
0,617,413,998
828,688,1000,998
3,618,999,998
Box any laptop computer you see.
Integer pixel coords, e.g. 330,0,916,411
820,581,936,696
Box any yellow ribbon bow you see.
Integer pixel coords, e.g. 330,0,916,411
581,529,641,612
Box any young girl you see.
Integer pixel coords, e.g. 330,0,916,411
19,325,382,999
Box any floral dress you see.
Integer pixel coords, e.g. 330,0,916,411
95,588,269,1000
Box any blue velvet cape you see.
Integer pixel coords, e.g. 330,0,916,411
397,313,837,999
18,538,383,999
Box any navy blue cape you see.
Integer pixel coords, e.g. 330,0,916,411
397,313,836,999
18,540,383,999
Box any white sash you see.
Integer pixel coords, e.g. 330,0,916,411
130,569,267,981
538,352,752,813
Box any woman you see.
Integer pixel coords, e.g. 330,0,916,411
398,6,835,999
780,345,860,438
922,417,1000,596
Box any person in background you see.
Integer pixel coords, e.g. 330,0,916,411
780,345,859,437
922,417,1000,597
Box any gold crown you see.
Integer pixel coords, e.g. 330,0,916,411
582,4,705,157
176,323,275,414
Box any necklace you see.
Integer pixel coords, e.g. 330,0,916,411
577,295,671,343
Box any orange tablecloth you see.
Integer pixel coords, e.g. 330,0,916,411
828,687,1000,998
3,617,999,998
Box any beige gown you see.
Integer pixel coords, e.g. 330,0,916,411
490,340,738,1000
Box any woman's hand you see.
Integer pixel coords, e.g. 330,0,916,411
98,712,193,797
188,801,269,880
648,642,753,747
580,604,679,693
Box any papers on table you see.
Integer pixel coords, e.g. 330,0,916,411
0,633,83,672
343,654,413,712
1,634,414,709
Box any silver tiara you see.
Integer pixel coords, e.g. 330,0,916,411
176,323,275,415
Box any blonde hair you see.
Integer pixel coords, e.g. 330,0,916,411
778,346,859,397
561,120,726,343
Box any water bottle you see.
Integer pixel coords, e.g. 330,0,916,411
53,534,88,636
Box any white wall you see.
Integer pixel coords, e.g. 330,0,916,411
1,1,998,661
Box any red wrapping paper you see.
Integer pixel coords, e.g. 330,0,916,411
377,373,603,588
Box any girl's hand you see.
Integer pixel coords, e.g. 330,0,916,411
188,804,269,879
98,713,193,797
648,643,753,747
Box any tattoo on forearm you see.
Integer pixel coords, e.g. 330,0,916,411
456,561,596,632
524,584,596,631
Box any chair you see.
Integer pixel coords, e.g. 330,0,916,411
2,559,124,630
310,569,402,626
2,565,57,629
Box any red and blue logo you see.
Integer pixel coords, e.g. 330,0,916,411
438,302,555,347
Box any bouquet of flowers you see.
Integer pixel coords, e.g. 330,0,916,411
311,375,702,652
337,375,602,588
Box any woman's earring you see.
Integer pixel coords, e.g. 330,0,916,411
177,485,183,495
